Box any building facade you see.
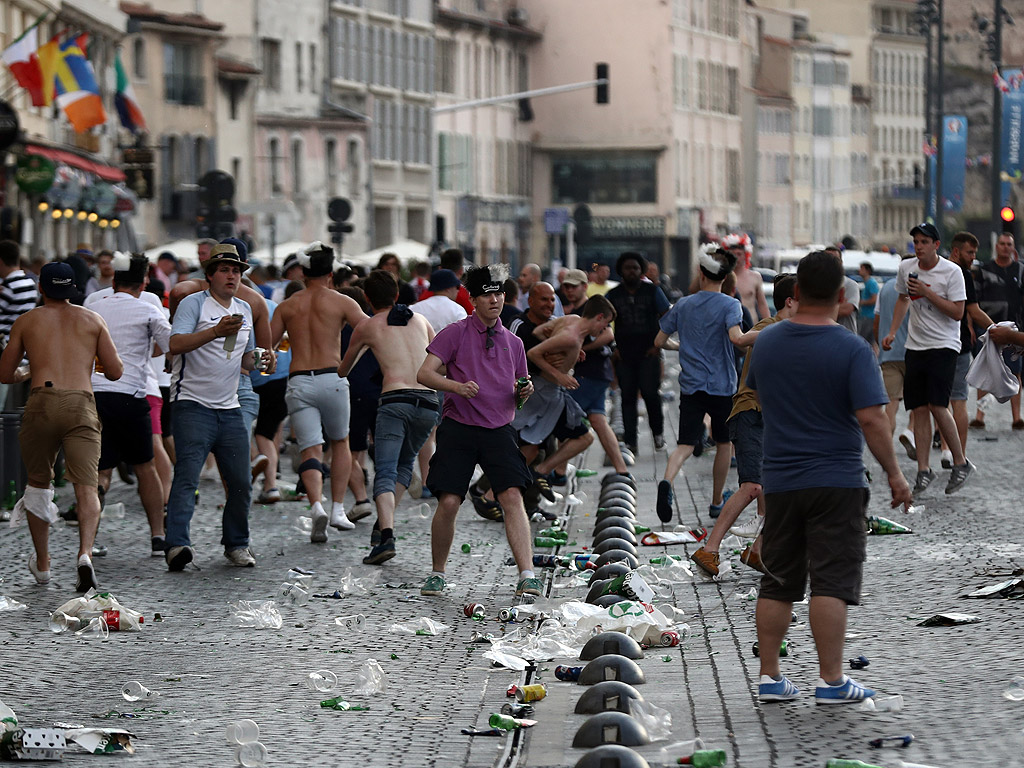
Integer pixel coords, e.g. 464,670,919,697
433,0,536,267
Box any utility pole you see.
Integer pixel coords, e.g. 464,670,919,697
923,11,933,222
935,0,945,239
993,0,1005,239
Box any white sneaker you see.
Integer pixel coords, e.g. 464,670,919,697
898,430,916,461
250,454,269,482
940,449,954,469
348,500,373,522
730,516,763,539
224,547,256,567
28,554,50,585
310,506,330,542
329,504,355,531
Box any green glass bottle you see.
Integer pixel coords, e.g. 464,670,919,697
824,760,884,768
533,536,561,548
488,713,526,730
684,750,728,767
866,515,912,534
3,481,16,510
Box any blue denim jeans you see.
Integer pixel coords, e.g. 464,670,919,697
166,400,251,550
372,399,437,499
237,375,260,436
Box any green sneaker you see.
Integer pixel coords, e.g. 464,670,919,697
515,576,542,597
421,574,447,596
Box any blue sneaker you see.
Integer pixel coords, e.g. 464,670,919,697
815,675,875,704
758,674,800,702
709,489,734,518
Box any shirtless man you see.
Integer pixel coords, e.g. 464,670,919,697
338,270,436,564
0,262,123,591
170,237,273,437
272,242,369,542
726,233,770,321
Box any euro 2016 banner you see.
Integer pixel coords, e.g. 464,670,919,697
1001,68,1024,206
942,116,967,213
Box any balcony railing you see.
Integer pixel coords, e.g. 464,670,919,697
164,74,205,107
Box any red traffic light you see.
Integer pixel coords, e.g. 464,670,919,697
1001,206,1016,222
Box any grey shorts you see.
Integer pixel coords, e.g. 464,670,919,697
285,371,350,450
950,351,971,401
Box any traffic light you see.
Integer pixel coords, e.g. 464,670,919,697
327,196,354,248
596,63,609,104
1001,205,1018,237
197,170,236,239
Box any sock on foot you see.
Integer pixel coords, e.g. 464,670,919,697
431,570,445,579
825,677,844,686
519,569,535,580
357,498,369,505
332,502,346,516
380,528,394,542
311,501,326,515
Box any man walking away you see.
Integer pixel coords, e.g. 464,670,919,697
0,263,123,590
749,250,911,705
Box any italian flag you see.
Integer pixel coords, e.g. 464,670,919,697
114,50,146,133
1,14,52,107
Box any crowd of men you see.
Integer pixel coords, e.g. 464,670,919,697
1,223,1018,689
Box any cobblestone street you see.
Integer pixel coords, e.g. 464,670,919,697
1,396,1023,766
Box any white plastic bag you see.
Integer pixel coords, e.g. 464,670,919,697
967,323,1022,402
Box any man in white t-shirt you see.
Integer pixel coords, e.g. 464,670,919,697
165,244,263,571
883,222,972,496
411,269,467,333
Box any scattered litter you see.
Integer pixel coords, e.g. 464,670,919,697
628,698,672,740
389,617,449,636
640,528,707,546
867,516,913,534
1003,676,1024,701
333,568,380,597
319,697,369,711
917,612,980,627
487,713,536,730
0,700,17,732
235,741,268,768
461,727,503,736
64,727,135,755
49,590,144,635
230,601,283,630
868,734,914,748
120,681,159,702
305,670,338,693
964,578,1024,599
353,659,387,695
279,582,310,605
658,739,706,768
0,596,27,612
0,727,65,760
334,614,366,631
849,655,870,670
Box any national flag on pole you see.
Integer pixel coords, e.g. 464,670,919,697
995,69,1012,94
114,51,146,133
1,13,52,106
51,34,105,132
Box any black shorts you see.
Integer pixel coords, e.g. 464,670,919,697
427,419,533,500
96,392,154,469
677,392,732,445
903,347,958,410
253,377,288,440
759,487,869,606
348,393,379,453
160,386,171,436
728,409,763,486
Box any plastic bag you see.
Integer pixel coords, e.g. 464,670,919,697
967,323,1022,402
336,568,381,597
353,659,387,695
230,600,283,630
629,698,672,741
0,595,28,612
388,617,449,636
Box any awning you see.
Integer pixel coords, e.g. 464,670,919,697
23,144,126,183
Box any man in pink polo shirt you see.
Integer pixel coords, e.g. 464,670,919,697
416,264,539,598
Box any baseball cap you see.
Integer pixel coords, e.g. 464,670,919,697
40,262,79,299
465,264,509,297
428,269,461,292
561,268,588,286
909,222,940,241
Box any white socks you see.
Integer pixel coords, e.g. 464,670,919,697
330,502,354,530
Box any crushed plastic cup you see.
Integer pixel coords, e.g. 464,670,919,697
629,698,672,740
659,738,706,766
279,582,310,606
353,659,387,695
235,741,268,768
286,569,314,587
101,502,125,520
305,669,338,693
230,601,283,630
335,614,366,631
873,694,904,712
1005,676,1024,701
978,392,997,412
226,719,260,745
0,595,27,612
74,616,109,640
120,681,159,702
48,611,83,633
414,503,431,519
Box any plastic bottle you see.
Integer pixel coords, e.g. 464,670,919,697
678,750,727,767
488,713,527,730
83,609,143,631
0,699,17,733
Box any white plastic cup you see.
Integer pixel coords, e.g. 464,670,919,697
414,503,431,519
48,611,83,634
1005,676,1024,701
121,681,158,702
235,741,268,767
74,616,109,640
279,582,310,605
874,694,904,712
334,614,366,631
226,719,260,745
305,669,338,693
658,738,706,767
102,502,125,520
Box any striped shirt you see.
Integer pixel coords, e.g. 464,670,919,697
0,270,38,335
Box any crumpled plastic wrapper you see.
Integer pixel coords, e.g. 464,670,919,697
389,617,449,636
229,600,283,630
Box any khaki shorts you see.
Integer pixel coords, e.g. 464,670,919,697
880,361,906,403
20,388,101,488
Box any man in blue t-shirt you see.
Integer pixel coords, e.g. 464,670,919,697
654,247,745,523
857,262,879,344
747,250,911,707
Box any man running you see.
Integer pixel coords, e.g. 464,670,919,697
0,262,123,591
338,270,435,565
272,242,369,542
